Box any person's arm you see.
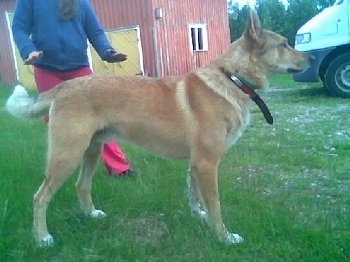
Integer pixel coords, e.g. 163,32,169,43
83,1,127,62
12,0,38,62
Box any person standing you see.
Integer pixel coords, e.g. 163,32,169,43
12,0,135,177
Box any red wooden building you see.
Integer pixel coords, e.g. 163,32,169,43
0,0,230,85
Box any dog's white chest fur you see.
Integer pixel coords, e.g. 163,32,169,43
225,111,250,149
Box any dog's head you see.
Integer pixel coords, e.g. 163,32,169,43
245,11,312,74
221,10,313,89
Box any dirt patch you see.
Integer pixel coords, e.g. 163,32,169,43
117,214,169,246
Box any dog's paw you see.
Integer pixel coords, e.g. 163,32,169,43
198,209,207,219
226,232,244,245
190,203,208,220
193,208,208,220
40,234,54,247
90,209,107,218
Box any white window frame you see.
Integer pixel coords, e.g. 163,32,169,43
188,24,208,52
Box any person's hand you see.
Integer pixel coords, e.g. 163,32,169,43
24,51,43,65
104,49,127,63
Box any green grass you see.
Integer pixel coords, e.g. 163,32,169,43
0,76,349,261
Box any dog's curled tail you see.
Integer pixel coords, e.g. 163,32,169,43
6,85,52,119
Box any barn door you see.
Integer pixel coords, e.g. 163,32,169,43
7,12,36,89
89,26,144,76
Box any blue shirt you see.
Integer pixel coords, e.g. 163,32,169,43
12,0,114,71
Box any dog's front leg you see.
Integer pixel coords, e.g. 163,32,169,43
187,167,207,220
191,160,243,245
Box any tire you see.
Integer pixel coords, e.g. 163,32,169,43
324,53,350,98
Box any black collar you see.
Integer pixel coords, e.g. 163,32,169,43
220,68,273,125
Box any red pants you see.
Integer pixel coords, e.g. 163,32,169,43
34,66,131,174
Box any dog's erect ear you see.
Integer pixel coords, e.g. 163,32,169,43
244,10,263,42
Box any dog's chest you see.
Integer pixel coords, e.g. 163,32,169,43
225,110,250,149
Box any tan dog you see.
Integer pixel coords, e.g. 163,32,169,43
6,11,312,247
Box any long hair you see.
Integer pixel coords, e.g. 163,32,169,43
59,0,78,20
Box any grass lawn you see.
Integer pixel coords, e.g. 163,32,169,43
0,75,349,261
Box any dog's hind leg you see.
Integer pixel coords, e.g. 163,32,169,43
33,127,92,246
76,136,106,218
190,155,244,245
34,154,83,246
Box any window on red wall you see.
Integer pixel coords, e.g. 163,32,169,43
189,24,208,51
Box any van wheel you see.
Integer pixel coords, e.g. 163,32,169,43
324,53,350,98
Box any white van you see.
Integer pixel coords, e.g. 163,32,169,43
293,0,350,97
